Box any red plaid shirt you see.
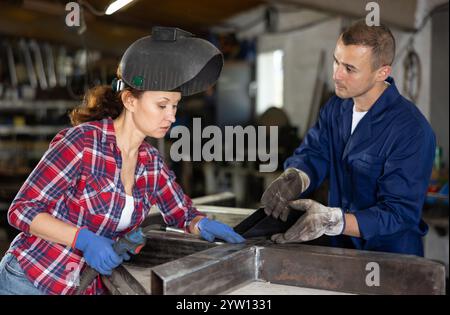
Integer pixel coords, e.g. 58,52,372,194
7,117,203,295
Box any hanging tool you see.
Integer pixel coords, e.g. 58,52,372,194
56,46,68,87
43,43,57,88
5,40,18,88
403,44,421,103
18,39,38,89
76,228,146,295
29,40,48,90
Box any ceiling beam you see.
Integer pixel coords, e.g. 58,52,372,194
0,3,148,56
265,0,421,31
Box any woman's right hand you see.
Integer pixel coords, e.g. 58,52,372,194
73,228,123,275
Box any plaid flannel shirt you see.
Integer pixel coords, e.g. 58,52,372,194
7,117,203,295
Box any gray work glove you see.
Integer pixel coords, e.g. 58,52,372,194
271,199,345,243
261,168,310,221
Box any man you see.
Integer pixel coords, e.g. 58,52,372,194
261,20,435,256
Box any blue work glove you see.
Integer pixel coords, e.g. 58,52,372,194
197,218,245,244
121,252,131,261
74,228,123,275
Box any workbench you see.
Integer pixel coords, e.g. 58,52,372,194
101,205,446,295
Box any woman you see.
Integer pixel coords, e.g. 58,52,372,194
0,26,244,295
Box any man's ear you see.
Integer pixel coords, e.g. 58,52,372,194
376,65,392,82
120,90,137,113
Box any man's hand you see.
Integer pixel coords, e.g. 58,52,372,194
261,168,310,221
271,199,345,243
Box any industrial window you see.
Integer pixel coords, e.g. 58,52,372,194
256,49,284,115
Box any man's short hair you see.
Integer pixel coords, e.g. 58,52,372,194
340,20,396,70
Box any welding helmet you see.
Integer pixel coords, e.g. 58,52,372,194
115,26,223,96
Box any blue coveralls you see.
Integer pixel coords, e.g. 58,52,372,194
285,77,435,256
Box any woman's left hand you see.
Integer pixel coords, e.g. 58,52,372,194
197,218,245,244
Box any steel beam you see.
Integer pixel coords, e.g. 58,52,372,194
258,243,446,295
102,264,148,295
103,230,219,294
103,231,446,295
151,243,257,295
131,230,217,268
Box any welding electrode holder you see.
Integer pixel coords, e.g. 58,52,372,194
75,228,146,294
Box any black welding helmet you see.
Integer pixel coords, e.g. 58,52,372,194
117,26,223,96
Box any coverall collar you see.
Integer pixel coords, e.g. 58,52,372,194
340,77,400,118
340,77,400,160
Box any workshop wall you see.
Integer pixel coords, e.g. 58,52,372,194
391,23,432,122
430,7,449,168
254,7,445,151
258,15,341,138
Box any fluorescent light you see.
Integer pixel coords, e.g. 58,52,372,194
105,0,134,15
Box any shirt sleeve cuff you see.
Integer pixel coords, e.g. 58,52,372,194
353,209,378,240
71,227,88,249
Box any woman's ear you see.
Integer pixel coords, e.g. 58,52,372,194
121,90,137,113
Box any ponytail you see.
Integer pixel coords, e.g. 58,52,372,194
69,84,144,126
69,85,123,126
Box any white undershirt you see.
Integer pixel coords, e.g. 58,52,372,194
351,80,390,135
117,194,134,231
351,106,368,135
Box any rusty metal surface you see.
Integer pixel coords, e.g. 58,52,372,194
151,243,256,295
103,230,446,295
102,265,148,295
131,230,217,268
258,243,446,295
103,230,218,294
